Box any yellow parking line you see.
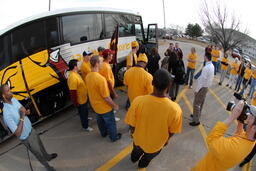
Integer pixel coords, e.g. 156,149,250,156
182,95,208,149
96,143,133,171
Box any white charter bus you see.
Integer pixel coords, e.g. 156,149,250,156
0,7,158,141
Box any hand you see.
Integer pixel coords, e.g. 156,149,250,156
20,107,26,118
26,109,30,115
114,93,119,98
231,100,244,120
113,104,119,111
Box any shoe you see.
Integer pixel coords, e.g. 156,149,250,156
47,166,56,171
171,97,176,101
112,133,122,142
189,122,200,126
239,161,247,167
190,114,193,118
226,84,229,87
84,127,93,132
219,82,222,86
88,117,93,120
48,153,58,161
115,117,120,121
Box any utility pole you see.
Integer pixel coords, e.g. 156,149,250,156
49,0,51,11
162,0,166,29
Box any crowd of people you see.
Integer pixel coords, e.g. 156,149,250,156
0,40,256,171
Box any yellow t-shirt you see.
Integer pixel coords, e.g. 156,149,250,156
211,49,220,62
80,61,91,81
220,57,229,71
67,71,88,105
85,72,112,114
124,67,153,102
244,68,252,80
251,91,256,106
230,63,239,75
126,52,137,68
191,122,255,171
99,62,115,88
125,95,183,153
252,71,256,79
187,53,197,69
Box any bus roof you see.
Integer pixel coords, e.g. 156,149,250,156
0,7,140,36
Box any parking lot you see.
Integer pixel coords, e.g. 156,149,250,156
0,40,255,171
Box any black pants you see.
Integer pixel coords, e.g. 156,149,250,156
241,144,256,165
131,144,161,168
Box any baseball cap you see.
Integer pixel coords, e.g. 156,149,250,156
137,53,148,63
83,51,92,56
102,49,115,58
131,41,139,48
98,46,105,52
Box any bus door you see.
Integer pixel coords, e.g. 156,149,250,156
145,24,158,54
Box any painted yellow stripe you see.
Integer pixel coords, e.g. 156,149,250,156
182,95,208,149
176,87,188,102
96,143,133,171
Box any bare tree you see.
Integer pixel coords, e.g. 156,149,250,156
200,0,248,53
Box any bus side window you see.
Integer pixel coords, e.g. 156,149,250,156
46,18,59,48
62,14,103,44
0,35,12,70
12,21,46,58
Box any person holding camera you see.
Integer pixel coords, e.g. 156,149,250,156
191,100,256,171
0,84,57,171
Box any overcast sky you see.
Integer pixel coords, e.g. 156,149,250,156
1,0,256,39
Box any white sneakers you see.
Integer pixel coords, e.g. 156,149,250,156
84,127,93,132
115,117,120,122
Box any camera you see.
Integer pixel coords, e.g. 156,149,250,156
226,92,256,123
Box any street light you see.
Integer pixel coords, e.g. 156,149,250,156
162,0,166,29
49,0,51,11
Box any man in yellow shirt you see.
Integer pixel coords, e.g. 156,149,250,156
191,101,256,171
67,59,93,132
86,56,121,142
227,58,239,89
218,53,229,85
124,53,153,103
99,49,118,98
80,51,92,81
239,62,252,97
211,46,220,75
248,69,256,99
97,46,105,63
125,69,182,168
126,41,139,69
185,47,197,88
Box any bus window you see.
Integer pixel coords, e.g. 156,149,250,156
104,14,135,38
62,14,103,44
135,24,143,41
12,21,46,58
0,35,12,70
46,18,59,48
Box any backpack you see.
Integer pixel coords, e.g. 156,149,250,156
174,60,186,85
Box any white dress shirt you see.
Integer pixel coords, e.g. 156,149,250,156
195,61,214,92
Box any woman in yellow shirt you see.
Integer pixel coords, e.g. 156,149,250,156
185,47,197,88
218,53,229,85
226,58,239,89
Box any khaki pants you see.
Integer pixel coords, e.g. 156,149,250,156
192,87,208,123
21,129,52,169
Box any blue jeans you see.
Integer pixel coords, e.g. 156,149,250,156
216,61,221,72
249,78,256,98
96,110,119,141
212,61,217,75
78,103,89,129
235,75,243,91
186,68,195,86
